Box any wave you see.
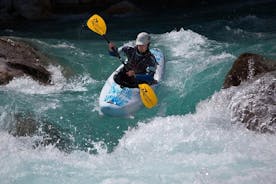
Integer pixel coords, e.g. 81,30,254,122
1,65,97,95
154,28,234,97
1,74,275,183
0,21,275,184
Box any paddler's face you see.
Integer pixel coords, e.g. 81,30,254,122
137,44,148,53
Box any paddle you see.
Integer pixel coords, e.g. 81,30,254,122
87,14,158,108
138,83,158,109
87,14,121,59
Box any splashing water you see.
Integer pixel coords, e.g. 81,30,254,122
1,2,276,183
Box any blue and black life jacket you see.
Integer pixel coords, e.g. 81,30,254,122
122,46,157,75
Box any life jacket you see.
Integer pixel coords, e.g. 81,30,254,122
123,46,157,75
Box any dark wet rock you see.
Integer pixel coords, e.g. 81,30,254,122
0,0,52,24
10,113,72,152
9,113,38,137
103,1,141,16
0,37,51,85
38,122,72,152
225,53,276,133
14,113,37,136
223,53,276,89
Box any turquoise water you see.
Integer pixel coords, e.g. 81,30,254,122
1,1,276,183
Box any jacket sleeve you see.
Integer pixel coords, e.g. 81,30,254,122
108,48,117,57
109,46,132,58
135,73,155,83
108,47,121,57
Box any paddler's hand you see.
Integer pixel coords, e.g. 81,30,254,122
108,42,116,52
126,70,135,77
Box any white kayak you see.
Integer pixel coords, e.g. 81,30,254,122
99,48,165,117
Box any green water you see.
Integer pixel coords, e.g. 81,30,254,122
1,1,276,183
1,10,274,151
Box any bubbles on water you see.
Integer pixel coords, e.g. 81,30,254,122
1,19,276,184
1,64,97,94
33,39,76,49
155,28,208,59
110,82,276,183
1,85,275,183
154,28,234,98
228,73,276,133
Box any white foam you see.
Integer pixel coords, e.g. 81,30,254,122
0,82,275,183
225,26,265,38
1,27,275,184
228,73,276,132
2,65,97,94
155,28,208,59
33,39,76,49
111,85,276,183
154,28,235,95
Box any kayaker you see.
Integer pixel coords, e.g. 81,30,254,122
108,32,157,88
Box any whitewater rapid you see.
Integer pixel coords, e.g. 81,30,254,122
0,23,275,184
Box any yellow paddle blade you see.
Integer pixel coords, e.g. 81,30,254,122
138,84,158,109
87,14,107,36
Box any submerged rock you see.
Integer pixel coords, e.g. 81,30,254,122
10,113,72,152
224,53,276,133
13,113,37,136
0,37,51,85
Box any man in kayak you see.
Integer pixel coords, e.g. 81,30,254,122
108,32,157,88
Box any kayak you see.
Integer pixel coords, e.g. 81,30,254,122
99,48,165,117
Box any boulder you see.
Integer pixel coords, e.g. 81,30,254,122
0,0,52,23
229,71,276,133
0,37,51,85
103,1,141,16
223,53,276,89
224,53,276,133
13,113,37,136
10,113,72,152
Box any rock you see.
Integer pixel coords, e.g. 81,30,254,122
13,113,37,136
229,71,276,133
38,122,72,152
224,53,276,133
104,1,141,16
10,113,72,152
223,53,276,89
0,0,52,22
14,0,52,20
0,37,51,85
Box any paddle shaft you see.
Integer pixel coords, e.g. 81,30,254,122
102,35,110,44
102,34,123,62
